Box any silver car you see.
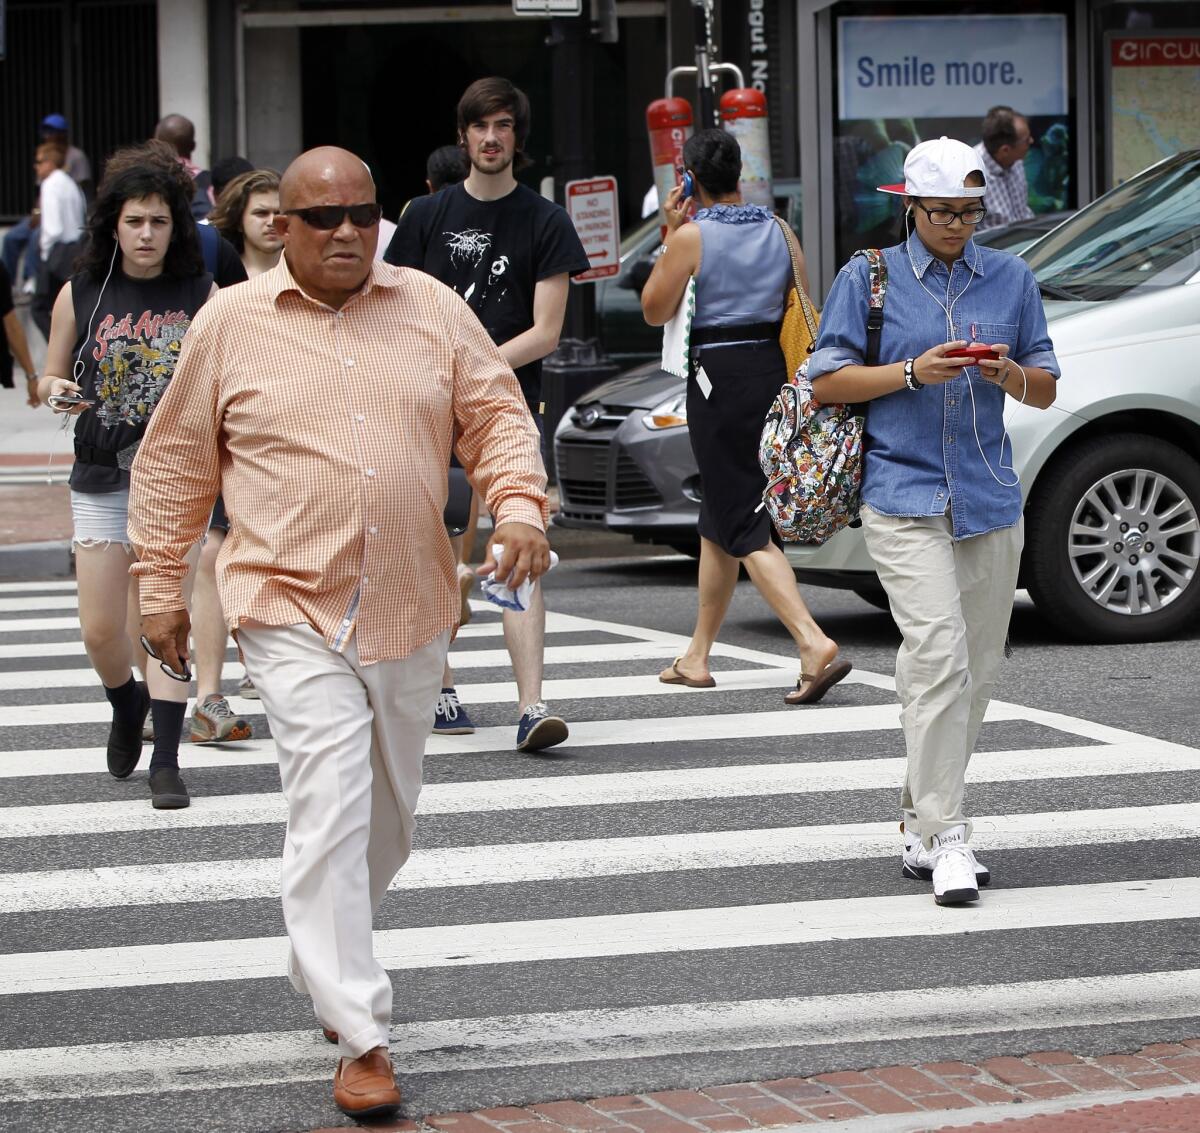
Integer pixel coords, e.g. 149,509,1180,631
555,150,1200,643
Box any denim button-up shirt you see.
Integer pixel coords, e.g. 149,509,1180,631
808,233,1060,539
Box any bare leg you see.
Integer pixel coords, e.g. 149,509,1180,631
76,543,137,687
663,536,739,684
192,528,228,702
502,579,545,710
461,490,481,565
741,542,840,689
133,541,200,705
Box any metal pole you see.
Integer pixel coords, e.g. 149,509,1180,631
691,0,717,127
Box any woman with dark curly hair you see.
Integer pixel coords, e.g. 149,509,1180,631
209,168,282,277
37,143,215,810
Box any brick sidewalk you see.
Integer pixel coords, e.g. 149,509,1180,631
936,1090,1200,1130
297,1040,1200,1133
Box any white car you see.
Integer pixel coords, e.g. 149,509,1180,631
787,149,1200,644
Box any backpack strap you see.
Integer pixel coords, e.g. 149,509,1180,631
851,248,888,367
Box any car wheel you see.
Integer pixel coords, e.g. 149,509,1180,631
852,584,892,612
1025,434,1200,643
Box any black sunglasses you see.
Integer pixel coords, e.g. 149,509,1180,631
284,203,382,230
140,634,192,683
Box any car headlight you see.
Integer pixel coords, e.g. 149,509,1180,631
643,392,688,430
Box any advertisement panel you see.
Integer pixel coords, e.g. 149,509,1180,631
839,15,1068,121
833,12,1072,266
1107,34,1200,186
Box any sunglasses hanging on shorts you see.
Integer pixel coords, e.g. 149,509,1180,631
283,203,383,230
139,634,193,683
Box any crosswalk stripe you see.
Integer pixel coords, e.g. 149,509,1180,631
2,967,1198,1102
0,580,77,593
0,660,789,696
2,741,1193,838
3,803,1197,913
0,615,83,632
0,596,79,613
3,876,1196,996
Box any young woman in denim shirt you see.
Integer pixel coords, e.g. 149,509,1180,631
808,137,1060,906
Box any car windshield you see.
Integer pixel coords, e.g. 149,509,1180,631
1024,151,1200,301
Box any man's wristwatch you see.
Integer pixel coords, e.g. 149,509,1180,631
903,358,923,391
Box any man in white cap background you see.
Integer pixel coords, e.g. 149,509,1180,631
806,136,1060,907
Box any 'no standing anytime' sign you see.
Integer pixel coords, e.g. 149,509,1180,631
566,177,620,283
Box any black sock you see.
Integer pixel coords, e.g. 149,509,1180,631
148,700,187,773
104,675,143,720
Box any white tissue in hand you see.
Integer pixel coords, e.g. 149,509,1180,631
480,543,558,611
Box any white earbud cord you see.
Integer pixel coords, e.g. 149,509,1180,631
904,214,1020,488
47,243,118,485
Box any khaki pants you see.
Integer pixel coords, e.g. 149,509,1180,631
238,622,449,1059
860,504,1023,849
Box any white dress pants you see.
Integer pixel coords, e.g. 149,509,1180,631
238,622,449,1059
860,504,1023,849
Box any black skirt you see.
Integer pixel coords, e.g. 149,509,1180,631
686,338,784,557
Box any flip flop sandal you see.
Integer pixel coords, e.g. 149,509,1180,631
784,659,853,705
658,657,716,689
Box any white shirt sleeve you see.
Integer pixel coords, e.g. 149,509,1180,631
38,170,87,259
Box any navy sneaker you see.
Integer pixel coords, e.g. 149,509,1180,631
515,702,568,753
433,687,476,735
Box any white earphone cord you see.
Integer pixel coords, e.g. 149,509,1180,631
904,212,1022,488
46,243,118,484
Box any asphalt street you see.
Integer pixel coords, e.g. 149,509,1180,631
0,540,1198,1133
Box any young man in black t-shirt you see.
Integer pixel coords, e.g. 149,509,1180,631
385,76,588,752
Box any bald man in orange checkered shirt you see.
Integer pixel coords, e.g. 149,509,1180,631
129,147,550,1120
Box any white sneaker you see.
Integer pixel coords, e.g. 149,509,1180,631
901,822,990,886
929,825,980,906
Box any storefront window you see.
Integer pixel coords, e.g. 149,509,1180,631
831,4,1075,263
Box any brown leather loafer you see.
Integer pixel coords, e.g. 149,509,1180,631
333,1045,401,1119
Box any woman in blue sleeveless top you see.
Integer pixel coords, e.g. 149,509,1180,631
641,129,851,704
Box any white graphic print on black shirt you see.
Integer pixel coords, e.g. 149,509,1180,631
385,182,589,410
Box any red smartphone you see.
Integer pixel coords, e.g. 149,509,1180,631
948,343,1001,363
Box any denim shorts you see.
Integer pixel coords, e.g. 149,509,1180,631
70,489,131,547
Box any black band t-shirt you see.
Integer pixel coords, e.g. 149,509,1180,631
383,182,589,410
68,267,212,493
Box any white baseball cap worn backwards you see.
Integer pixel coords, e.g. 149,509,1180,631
877,136,987,198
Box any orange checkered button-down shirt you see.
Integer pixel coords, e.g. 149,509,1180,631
129,257,549,665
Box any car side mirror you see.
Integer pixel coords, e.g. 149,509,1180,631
618,256,654,293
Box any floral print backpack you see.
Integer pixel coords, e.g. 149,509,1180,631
757,249,888,546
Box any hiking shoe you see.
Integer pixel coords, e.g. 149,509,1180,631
107,681,151,779
189,694,253,742
515,703,568,753
458,564,475,627
238,674,260,700
433,688,475,735
901,822,990,886
149,767,190,809
930,825,980,906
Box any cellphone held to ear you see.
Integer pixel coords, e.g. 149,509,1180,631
678,169,694,199
948,344,1001,362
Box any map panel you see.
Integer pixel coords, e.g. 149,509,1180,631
1109,35,1200,185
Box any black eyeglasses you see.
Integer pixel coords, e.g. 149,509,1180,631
913,202,988,227
139,635,192,683
284,203,383,230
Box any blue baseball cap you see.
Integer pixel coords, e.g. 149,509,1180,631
41,113,69,132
